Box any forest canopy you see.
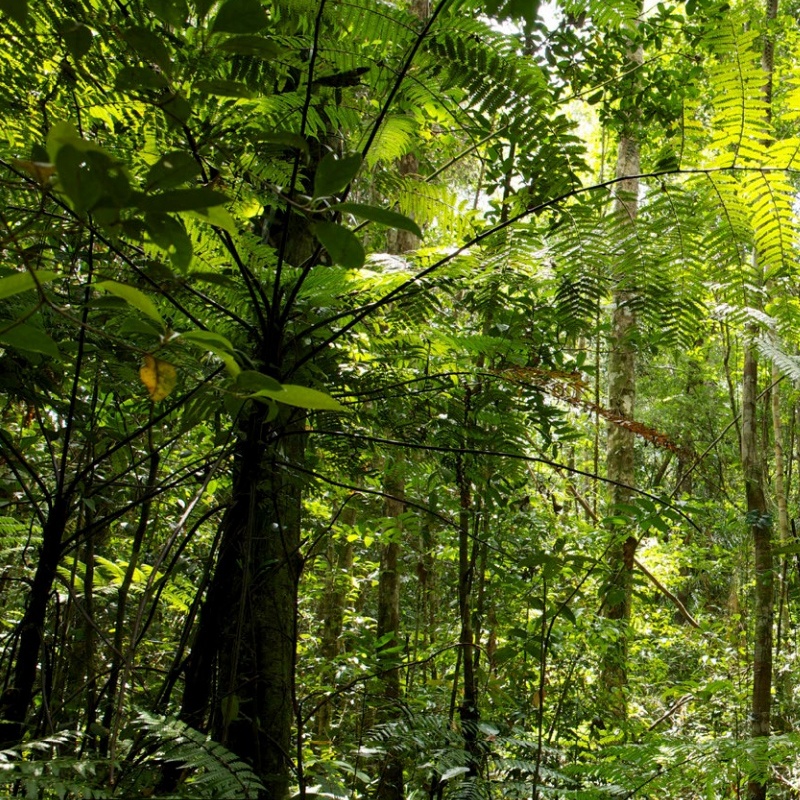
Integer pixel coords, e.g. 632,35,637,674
0,0,799,798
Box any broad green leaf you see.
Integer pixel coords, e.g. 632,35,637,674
0,325,60,359
59,21,93,62
55,145,102,214
187,205,237,234
0,270,58,300
212,0,269,33
114,65,169,92
313,152,361,198
236,369,283,393
121,25,173,74
313,222,365,269
136,188,228,213
0,0,27,24
251,384,346,411
215,35,281,58
332,202,422,239
181,329,235,354
146,152,201,192
118,317,164,338
145,213,193,270
194,79,254,98
144,0,188,26
191,0,216,18
140,354,177,401
156,92,192,125
95,281,164,326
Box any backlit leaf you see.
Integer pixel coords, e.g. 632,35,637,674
251,384,346,411
0,270,58,300
140,354,177,401
95,280,164,326
332,202,422,239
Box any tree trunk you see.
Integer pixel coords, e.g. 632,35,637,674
181,404,307,799
743,342,772,800
375,464,404,800
601,75,641,722
0,495,69,747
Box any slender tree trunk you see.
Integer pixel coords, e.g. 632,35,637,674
601,31,642,719
316,506,355,739
375,464,404,800
745,3,778,796
0,495,69,747
743,341,772,800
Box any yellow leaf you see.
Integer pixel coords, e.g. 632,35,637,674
139,354,177,401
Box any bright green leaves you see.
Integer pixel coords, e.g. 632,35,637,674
0,271,59,300
212,0,269,33
310,153,421,267
249,383,347,412
333,202,422,239
45,123,231,269
95,281,164,327
234,371,347,411
313,152,362,199
312,222,365,269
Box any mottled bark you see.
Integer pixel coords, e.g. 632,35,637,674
601,126,641,722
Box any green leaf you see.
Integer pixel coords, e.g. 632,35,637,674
115,65,169,92
187,205,237,234
332,202,422,239
144,0,189,26
136,188,228,213
95,281,164,326
0,270,58,300
59,20,93,62
236,370,283,393
55,145,101,214
313,152,361,198
0,0,28,24
181,329,235,354
251,384,346,411
313,222,365,269
215,35,281,58
212,0,269,33
194,79,254,99
156,92,192,126
0,324,60,359
121,25,173,74
145,213,193,270
146,152,201,192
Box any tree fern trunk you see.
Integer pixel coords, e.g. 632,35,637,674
181,404,307,800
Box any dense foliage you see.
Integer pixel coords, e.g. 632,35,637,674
1,0,800,797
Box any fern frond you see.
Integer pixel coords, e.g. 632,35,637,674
122,711,266,799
